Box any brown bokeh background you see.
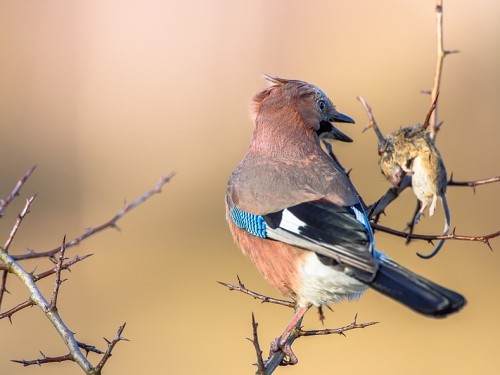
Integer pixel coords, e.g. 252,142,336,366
1,1,499,374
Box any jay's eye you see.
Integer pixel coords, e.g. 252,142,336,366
318,99,326,111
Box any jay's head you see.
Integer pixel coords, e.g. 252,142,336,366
251,75,355,143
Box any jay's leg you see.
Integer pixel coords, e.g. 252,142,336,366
270,305,310,365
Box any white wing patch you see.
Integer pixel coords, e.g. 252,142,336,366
265,208,376,274
279,208,307,234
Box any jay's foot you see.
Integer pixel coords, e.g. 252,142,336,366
270,336,299,365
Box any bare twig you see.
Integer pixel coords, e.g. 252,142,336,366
94,323,128,373
1,253,89,318
1,195,36,314
371,223,499,250
33,254,93,282
299,314,378,337
368,172,499,224
403,200,422,245
218,276,295,308
0,168,37,314
12,342,109,367
4,195,36,252
357,96,385,151
77,341,105,355
0,165,36,218
448,174,500,192
248,313,266,373
0,299,35,321
426,0,459,141
13,173,175,261
49,237,67,310
422,92,440,130
12,352,74,367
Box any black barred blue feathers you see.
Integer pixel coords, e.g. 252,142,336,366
230,206,267,238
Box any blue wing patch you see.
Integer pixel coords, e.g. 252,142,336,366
230,206,267,238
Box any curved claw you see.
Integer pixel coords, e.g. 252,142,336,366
416,239,445,259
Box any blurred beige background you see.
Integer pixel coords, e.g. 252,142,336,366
1,1,499,374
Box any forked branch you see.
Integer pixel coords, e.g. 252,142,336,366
13,172,175,261
371,223,499,251
220,278,377,375
357,96,385,152
0,169,174,374
218,276,295,308
0,166,36,218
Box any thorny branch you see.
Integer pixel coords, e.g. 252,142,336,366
0,169,174,374
0,197,94,373
0,167,37,313
248,313,266,372
49,237,68,311
0,300,35,322
12,353,74,367
3,195,36,252
12,172,176,261
220,278,377,375
371,223,499,251
12,326,125,369
218,276,295,308
357,96,385,152
12,339,110,368
13,345,105,367
33,254,93,282
366,179,499,253
447,174,500,192
0,166,36,218
366,174,500,224
95,323,129,373
257,315,377,375
426,0,459,141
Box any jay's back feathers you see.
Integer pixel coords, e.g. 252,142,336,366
226,76,466,317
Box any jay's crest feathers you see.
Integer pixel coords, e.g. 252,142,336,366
251,75,355,142
226,76,466,318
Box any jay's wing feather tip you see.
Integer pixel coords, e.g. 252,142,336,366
370,257,466,317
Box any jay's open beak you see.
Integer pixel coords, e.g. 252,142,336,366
317,120,353,142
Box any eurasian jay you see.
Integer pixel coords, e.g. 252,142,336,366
225,75,466,363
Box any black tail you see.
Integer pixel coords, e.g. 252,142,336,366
368,256,466,317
